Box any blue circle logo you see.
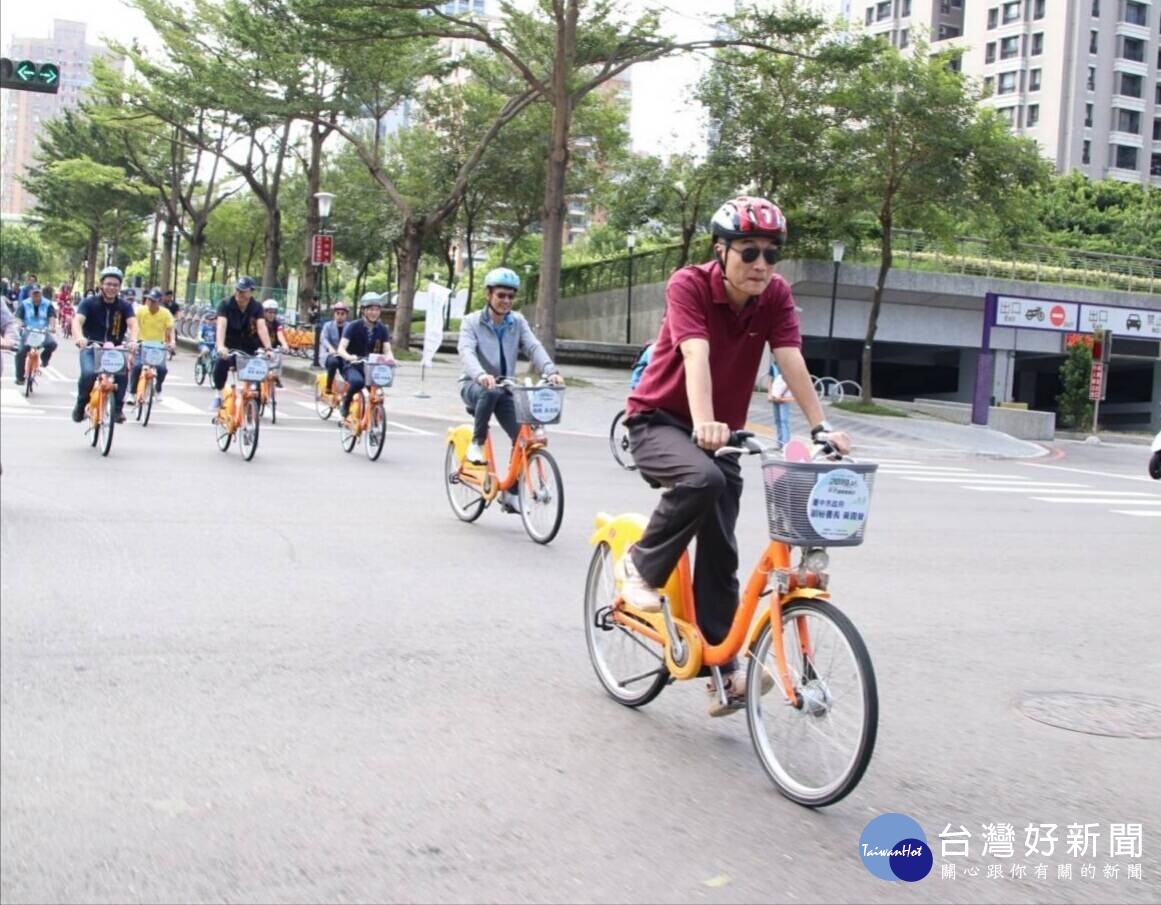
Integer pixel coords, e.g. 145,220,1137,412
859,814,933,882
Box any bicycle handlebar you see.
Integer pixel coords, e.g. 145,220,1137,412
708,430,847,462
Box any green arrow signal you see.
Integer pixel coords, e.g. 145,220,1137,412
38,64,59,85
16,60,36,82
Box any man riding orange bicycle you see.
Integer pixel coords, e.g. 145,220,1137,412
616,195,851,716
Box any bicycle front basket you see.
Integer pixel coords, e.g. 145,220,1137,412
267,350,283,373
511,385,564,425
366,359,395,388
23,330,46,349
236,354,269,382
97,349,127,374
761,460,878,547
141,343,167,367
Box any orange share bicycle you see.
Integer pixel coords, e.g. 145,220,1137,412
337,355,395,462
258,349,282,423
585,432,879,806
82,343,128,457
132,341,168,427
444,380,565,544
213,350,269,461
314,370,348,420
18,328,48,397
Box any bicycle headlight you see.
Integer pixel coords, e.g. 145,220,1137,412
803,547,830,574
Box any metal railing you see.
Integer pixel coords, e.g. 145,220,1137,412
185,282,290,306
550,231,1159,299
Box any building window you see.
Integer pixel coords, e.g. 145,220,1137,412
903,0,912,15
1034,0,1045,18
1089,30,1099,53
1156,83,1161,104
866,6,875,24
938,24,962,38
1031,32,1043,55
1085,103,1093,127
899,28,910,47
1115,108,1142,134
1002,1,1021,23
1120,36,1146,62
986,42,997,63
1153,118,1161,141
1082,140,1091,164
1087,66,1096,90
988,7,998,28
1029,68,1042,90
1151,153,1161,177
1117,72,1143,98
946,56,963,72
877,1,891,20
1123,1,1147,26
998,71,1017,94
997,106,1016,127
1113,145,1139,170
984,75,995,94
1001,35,1020,58
1091,0,1099,14
1027,104,1040,126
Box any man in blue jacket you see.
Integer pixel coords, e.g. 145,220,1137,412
13,285,58,384
457,267,565,469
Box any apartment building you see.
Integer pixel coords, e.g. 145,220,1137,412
1,20,120,216
862,0,968,48
963,0,1159,185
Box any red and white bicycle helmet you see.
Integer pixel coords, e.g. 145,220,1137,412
709,195,788,245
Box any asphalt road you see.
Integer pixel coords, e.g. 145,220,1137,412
2,346,1159,904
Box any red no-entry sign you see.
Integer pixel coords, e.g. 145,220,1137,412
1050,305,1067,327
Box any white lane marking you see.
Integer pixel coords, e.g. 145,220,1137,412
965,487,1156,496
42,366,69,381
1113,510,1161,517
387,420,430,435
1018,462,1155,483
159,397,206,415
0,389,33,408
902,475,1067,484
1030,497,1161,505
961,483,1100,490
878,464,975,472
1,407,46,416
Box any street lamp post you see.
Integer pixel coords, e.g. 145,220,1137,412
625,232,636,345
312,191,336,368
825,239,846,382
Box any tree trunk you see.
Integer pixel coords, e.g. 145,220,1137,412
392,221,423,351
85,231,100,290
147,211,161,287
160,209,177,293
464,217,476,315
187,217,207,292
299,123,324,315
259,120,292,291
860,220,893,404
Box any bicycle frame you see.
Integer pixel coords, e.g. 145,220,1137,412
591,515,819,702
454,423,545,502
220,368,262,435
344,384,383,439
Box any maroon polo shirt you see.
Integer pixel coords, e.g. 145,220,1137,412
626,260,801,430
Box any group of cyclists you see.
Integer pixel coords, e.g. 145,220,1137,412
9,195,850,719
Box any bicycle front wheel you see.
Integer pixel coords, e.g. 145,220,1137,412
519,448,564,544
194,357,207,385
584,542,668,707
98,391,115,457
142,381,154,427
746,599,877,807
240,398,260,461
365,402,386,461
315,383,333,420
444,442,485,522
609,409,637,471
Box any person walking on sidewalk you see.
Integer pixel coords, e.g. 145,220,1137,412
767,359,793,445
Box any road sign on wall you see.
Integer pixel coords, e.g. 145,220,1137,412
994,296,1079,332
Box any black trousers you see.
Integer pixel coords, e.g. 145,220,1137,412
628,411,743,657
460,381,519,447
325,354,343,391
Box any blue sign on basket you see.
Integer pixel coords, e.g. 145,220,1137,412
528,388,562,422
807,468,869,541
99,350,125,373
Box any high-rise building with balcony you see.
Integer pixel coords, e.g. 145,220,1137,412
1,20,120,216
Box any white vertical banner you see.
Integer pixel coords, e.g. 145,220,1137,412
423,281,450,367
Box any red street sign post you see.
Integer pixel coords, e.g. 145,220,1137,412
311,234,333,266
1088,361,1104,401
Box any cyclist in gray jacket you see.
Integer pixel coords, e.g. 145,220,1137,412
458,267,565,466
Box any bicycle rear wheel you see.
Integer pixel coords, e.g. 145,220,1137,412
519,448,564,544
609,409,637,471
365,402,386,461
584,542,668,707
98,392,115,456
315,383,333,420
194,357,207,385
746,599,877,807
214,410,232,452
240,398,260,461
23,368,34,398
444,442,485,522
339,406,358,452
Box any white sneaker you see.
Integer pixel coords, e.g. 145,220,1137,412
125,397,135,407
615,551,662,612
466,442,486,464
498,489,522,514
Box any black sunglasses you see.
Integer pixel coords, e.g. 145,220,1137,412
492,290,516,300
735,245,781,265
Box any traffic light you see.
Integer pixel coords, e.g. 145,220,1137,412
1091,329,1113,364
0,58,61,94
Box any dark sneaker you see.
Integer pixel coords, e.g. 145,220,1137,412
114,410,127,424
71,401,85,423
706,667,775,718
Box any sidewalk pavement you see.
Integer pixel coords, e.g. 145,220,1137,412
178,338,1051,458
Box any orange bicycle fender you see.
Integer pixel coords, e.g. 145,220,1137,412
588,512,647,560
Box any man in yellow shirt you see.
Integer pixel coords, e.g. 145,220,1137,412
129,288,176,401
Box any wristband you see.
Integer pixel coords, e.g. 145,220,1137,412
811,420,834,439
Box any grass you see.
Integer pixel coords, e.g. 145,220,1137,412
834,400,909,418
394,347,446,363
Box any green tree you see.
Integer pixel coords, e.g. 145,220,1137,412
1056,340,1093,429
827,41,1052,401
1034,171,1161,259
0,225,48,283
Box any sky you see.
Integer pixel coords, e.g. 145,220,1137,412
0,0,725,157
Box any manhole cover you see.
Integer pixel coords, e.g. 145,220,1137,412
1018,692,1161,739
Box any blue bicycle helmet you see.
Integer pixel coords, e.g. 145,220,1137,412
98,266,124,282
484,267,520,291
